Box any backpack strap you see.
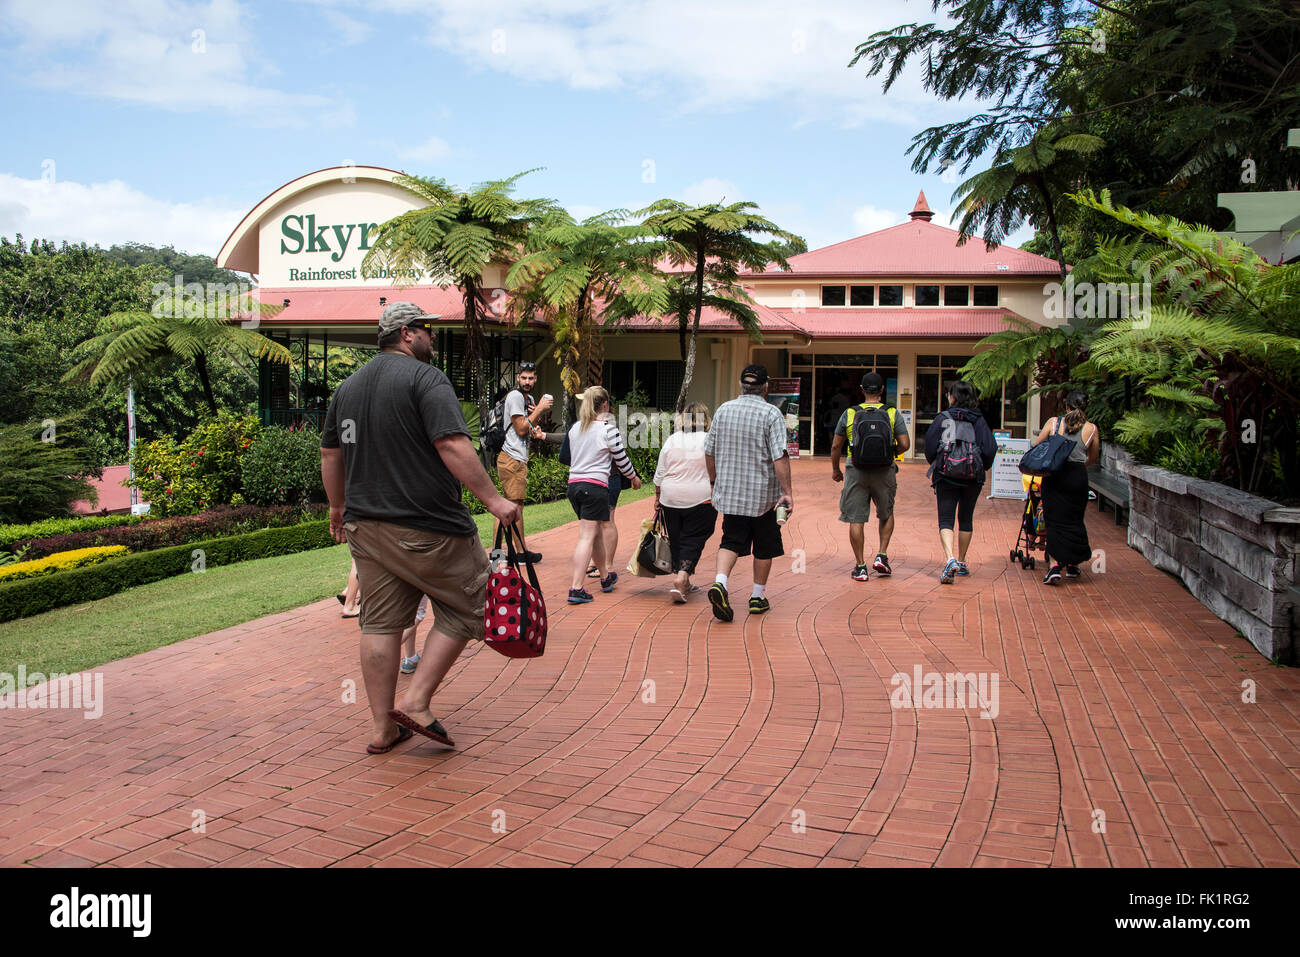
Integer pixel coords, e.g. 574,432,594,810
844,405,857,444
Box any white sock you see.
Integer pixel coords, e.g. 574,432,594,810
715,572,728,589
752,584,766,598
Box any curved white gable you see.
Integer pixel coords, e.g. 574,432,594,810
216,166,428,286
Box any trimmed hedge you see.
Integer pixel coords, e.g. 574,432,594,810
0,545,129,581
0,514,140,549
0,521,335,622
16,504,326,559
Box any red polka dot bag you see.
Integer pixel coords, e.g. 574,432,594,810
484,523,547,658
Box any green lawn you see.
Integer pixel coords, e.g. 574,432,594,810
0,486,653,683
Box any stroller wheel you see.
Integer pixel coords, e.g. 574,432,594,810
1009,549,1017,561
1028,557,1036,570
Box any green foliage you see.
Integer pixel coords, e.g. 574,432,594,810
524,456,570,505
1157,436,1219,480
0,520,334,622
0,546,29,566
1070,189,1300,495
506,210,670,399
129,414,261,516
0,419,101,524
0,513,139,549
0,238,262,468
636,199,802,409
362,171,559,404
850,0,1300,246
240,426,325,507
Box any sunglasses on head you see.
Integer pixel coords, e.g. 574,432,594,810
519,362,536,371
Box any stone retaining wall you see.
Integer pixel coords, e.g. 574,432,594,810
1126,464,1300,662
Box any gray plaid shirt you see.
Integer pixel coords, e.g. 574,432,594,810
704,394,789,516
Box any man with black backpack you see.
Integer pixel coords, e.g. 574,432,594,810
830,372,910,581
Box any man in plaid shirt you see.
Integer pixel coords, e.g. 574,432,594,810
703,363,795,621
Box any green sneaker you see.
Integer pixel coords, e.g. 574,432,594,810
708,582,733,622
748,596,771,615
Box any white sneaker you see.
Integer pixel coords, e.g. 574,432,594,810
400,654,420,675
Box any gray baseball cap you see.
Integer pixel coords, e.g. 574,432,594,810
378,301,440,341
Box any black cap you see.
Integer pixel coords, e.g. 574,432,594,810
740,363,769,386
861,371,885,393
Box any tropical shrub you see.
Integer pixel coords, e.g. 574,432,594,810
240,425,325,507
1070,189,1300,498
129,413,261,516
0,420,101,524
525,456,570,505
0,545,128,581
17,503,325,559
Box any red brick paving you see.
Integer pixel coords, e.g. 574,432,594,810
2,459,1298,868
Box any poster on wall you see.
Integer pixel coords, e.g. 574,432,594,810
767,378,802,459
895,407,913,462
991,431,1031,498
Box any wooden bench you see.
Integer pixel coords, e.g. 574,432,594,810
1088,467,1130,525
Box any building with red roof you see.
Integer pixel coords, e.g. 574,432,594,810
217,169,1067,455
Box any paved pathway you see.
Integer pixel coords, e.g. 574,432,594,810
2,460,1297,867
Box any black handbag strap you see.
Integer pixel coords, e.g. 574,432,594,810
493,521,541,594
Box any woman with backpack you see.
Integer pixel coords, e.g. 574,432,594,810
923,380,999,584
1034,391,1099,584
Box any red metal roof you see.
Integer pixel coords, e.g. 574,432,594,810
769,307,1028,339
249,286,544,327
747,218,1064,278
611,300,806,335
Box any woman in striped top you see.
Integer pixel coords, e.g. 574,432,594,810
566,387,641,603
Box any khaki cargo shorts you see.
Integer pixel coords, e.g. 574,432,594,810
497,451,528,501
344,519,490,641
839,462,898,524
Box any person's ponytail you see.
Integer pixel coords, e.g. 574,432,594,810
1063,390,1088,433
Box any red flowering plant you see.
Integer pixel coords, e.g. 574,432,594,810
128,414,262,517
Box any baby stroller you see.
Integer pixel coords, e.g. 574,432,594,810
1010,475,1045,570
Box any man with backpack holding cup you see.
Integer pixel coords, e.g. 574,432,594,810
830,372,910,581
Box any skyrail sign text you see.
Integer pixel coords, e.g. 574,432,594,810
278,212,424,283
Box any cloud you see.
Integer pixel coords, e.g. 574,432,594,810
321,9,373,45
0,0,348,127
851,204,900,234
0,173,247,256
396,136,454,162
359,0,952,123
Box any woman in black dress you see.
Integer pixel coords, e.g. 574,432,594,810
1034,391,1099,584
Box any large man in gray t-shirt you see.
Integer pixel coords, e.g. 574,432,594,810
321,302,520,755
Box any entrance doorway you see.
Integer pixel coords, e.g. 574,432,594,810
791,353,900,455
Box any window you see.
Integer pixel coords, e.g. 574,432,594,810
944,285,969,306
603,360,665,408
879,285,903,306
973,284,999,306
821,285,846,306
915,285,940,306
850,285,874,306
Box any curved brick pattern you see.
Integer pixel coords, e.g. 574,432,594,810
1,461,1297,867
